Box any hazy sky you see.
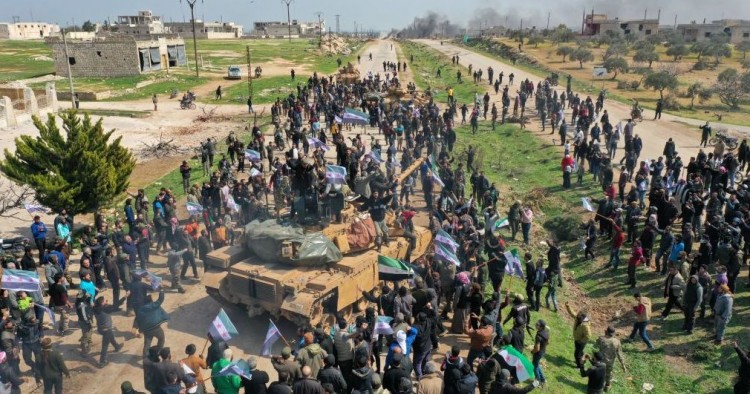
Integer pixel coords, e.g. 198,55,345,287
3,0,750,32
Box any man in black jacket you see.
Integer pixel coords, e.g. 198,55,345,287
412,311,436,379
383,354,410,394
94,296,122,367
579,352,607,394
317,355,346,394
364,190,393,251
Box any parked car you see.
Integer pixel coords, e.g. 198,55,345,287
227,65,242,80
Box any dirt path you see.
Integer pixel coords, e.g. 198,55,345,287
418,39,749,167
13,39,435,394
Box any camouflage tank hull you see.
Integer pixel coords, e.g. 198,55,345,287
204,225,432,327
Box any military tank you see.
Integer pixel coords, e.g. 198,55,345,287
204,160,432,327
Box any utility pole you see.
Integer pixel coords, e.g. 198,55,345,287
61,31,76,109
547,12,550,30
314,12,323,48
180,0,202,77
246,45,253,111
281,0,293,42
335,14,340,34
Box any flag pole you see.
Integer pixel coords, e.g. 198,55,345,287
273,320,292,347
200,334,211,357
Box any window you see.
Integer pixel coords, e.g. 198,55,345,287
645,29,652,35
68,57,76,65
705,32,712,37
744,32,750,38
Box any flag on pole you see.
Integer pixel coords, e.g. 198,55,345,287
1,269,41,292
325,165,347,185
430,171,445,187
435,229,459,253
582,197,595,212
35,304,56,327
378,255,414,281
367,150,382,164
186,202,203,215
261,320,283,356
249,168,262,177
373,316,394,336
493,217,510,230
307,137,330,152
434,242,461,266
132,269,162,290
503,249,525,279
244,149,261,162
23,203,46,214
217,359,253,380
498,345,536,382
226,195,240,213
209,309,239,341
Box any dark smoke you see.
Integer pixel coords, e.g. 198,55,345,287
398,12,462,38
467,7,546,32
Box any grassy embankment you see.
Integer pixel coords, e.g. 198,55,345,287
403,40,745,394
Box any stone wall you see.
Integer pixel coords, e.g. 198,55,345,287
47,36,141,77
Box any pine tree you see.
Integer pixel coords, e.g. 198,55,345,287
0,111,135,215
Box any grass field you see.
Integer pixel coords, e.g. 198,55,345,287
0,40,54,82
462,37,750,127
402,40,747,393
198,75,301,106
35,72,208,102
401,41,484,105
196,38,366,74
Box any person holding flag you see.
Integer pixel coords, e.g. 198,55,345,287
30,215,48,265
136,288,169,359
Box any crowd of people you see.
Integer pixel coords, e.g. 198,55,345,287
0,39,748,394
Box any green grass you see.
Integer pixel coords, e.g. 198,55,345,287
199,75,301,105
401,41,483,105
195,38,366,74
78,108,152,118
403,41,746,393
36,73,208,101
0,40,54,82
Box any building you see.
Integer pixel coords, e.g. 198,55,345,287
113,10,242,39
0,22,60,40
582,13,659,39
46,35,187,77
251,20,325,38
166,20,243,39
115,10,168,36
677,19,750,43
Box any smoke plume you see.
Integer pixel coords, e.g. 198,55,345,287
398,12,462,38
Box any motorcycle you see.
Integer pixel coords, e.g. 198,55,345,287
709,131,739,150
274,128,286,150
630,107,643,122
0,236,29,254
169,88,179,99
180,98,196,110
